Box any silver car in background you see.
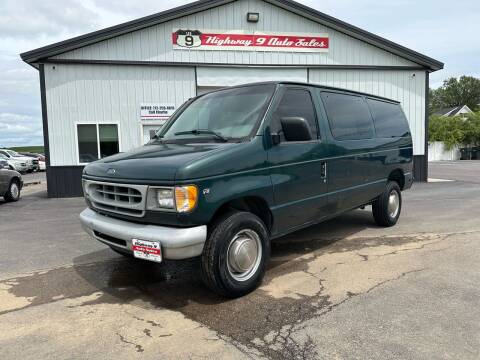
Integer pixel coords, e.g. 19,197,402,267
0,168,23,202
0,149,33,173
0,156,8,170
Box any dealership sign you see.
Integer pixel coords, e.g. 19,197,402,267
140,103,176,122
172,29,329,52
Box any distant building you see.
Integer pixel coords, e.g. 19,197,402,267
433,105,473,117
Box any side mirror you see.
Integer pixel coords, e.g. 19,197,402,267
280,117,312,142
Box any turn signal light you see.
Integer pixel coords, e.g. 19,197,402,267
175,185,198,213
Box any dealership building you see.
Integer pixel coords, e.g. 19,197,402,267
21,0,443,197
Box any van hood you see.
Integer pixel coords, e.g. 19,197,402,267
83,142,234,182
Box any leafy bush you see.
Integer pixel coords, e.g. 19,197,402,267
429,112,480,150
462,112,480,147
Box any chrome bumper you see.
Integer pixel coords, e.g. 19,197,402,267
79,208,207,260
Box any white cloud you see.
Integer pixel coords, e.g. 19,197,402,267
0,0,99,39
0,113,43,147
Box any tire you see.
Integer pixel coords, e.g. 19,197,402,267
201,211,270,298
4,179,21,202
372,181,402,227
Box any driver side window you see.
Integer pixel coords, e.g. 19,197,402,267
271,88,318,142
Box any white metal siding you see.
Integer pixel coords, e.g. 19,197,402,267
196,67,307,86
44,64,195,166
52,0,417,67
309,69,426,155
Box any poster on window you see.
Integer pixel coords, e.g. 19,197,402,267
172,29,329,52
140,103,176,122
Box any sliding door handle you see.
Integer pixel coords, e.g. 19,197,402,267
320,162,327,182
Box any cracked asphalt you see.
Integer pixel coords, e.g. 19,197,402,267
1,161,479,359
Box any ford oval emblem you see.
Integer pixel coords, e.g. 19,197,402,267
107,168,116,175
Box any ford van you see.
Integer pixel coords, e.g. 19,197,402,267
80,82,413,297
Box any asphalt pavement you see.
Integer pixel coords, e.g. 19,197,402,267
0,161,479,359
21,171,46,186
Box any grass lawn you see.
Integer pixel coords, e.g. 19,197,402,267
9,146,45,154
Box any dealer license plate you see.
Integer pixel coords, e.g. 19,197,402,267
131,239,162,263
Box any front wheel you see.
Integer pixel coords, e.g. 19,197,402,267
201,211,270,298
4,179,21,202
372,181,402,227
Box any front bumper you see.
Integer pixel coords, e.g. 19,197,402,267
79,208,207,260
14,164,28,172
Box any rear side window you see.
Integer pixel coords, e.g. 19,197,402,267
321,92,375,140
367,99,410,138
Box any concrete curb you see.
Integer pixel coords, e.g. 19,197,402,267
23,181,43,187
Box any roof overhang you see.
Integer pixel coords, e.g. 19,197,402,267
20,0,444,72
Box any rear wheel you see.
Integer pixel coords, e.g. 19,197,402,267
4,179,20,202
201,211,270,298
372,181,402,227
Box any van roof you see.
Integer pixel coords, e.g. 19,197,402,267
202,81,401,104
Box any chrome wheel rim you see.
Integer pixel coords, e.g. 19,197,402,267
226,229,262,282
388,190,400,218
10,183,19,199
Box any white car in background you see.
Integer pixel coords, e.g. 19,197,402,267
0,153,28,173
19,152,45,172
0,149,34,173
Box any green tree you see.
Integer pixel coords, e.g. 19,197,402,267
462,112,480,147
430,76,480,113
428,115,465,149
429,112,480,150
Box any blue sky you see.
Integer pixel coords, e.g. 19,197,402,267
0,0,478,147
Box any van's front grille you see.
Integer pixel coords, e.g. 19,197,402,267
84,180,148,217
94,184,142,204
92,202,144,216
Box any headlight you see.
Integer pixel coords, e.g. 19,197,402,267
156,188,174,209
147,185,198,213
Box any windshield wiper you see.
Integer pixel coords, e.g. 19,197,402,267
174,129,228,142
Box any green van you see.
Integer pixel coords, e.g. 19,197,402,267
80,82,413,297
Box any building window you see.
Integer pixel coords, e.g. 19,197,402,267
77,124,119,163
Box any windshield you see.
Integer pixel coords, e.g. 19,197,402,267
159,84,275,141
6,150,20,157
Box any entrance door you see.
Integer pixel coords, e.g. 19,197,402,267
267,86,328,235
